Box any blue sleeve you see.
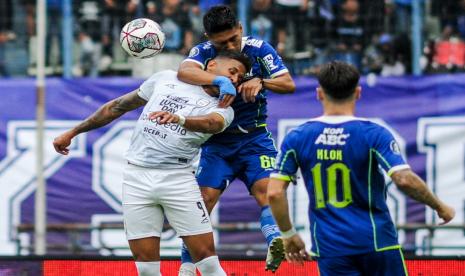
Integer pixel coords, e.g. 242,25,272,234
367,124,409,176
183,43,215,69
258,41,289,78
271,130,299,182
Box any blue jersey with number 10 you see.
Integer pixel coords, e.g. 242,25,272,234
271,116,409,257
183,36,289,132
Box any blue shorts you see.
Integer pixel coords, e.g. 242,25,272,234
196,128,277,192
317,248,408,276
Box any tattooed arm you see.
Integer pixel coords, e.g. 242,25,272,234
53,89,147,155
391,169,455,225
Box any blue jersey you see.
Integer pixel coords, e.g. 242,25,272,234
183,36,289,132
272,116,409,257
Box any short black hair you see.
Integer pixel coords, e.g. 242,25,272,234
215,50,252,73
203,5,238,35
317,61,360,102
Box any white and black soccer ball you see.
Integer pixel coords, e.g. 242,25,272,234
120,18,165,59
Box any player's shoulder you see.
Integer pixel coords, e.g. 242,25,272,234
243,36,275,52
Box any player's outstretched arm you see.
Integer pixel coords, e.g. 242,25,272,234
391,169,455,225
148,111,226,134
53,89,147,155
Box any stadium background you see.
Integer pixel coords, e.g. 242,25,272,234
2,0,465,275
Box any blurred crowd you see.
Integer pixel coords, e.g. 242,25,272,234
1,0,465,77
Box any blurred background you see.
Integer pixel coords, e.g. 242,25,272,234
2,0,465,275
1,0,465,77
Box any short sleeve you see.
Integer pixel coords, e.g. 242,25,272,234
182,43,215,69
368,124,409,176
210,106,234,131
270,130,299,182
258,41,289,78
138,72,165,100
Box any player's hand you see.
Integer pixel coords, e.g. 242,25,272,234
437,203,455,225
148,111,180,124
283,234,310,265
218,94,235,108
237,77,263,103
53,132,74,155
212,76,237,106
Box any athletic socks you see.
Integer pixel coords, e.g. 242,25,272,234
260,205,281,245
196,255,226,276
135,261,161,276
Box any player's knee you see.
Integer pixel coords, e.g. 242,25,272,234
192,244,215,261
132,251,158,262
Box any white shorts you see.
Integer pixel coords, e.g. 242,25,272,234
122,163,212,240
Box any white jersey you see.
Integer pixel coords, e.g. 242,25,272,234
125,70,234,169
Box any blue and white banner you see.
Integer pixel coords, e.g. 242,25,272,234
1,74,465,255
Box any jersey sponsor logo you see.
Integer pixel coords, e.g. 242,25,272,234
166,95,189,104
202,42,212,50
165,84,177,89
245,38,263,48
188,47,200,57
159,98,187,113
315,128,350,146
390,140,401,155
263,54,278,71
196,98,210,107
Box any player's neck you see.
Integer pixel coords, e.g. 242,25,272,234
323,102,356,116
202,85,220,97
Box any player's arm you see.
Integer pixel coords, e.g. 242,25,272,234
391,169,455,225
148,110,228,134
178,60,236,107
262,72,295,93
53,90,147,155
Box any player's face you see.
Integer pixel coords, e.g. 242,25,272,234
210,58,246,87
207,24,243,52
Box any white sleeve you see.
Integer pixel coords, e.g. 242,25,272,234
210,107,234,131
137,72,165,100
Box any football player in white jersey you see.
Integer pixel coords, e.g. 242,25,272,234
53,51,251,276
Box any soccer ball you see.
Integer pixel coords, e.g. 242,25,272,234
120,18,165,59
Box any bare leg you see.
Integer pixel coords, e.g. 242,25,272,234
128,237,161,276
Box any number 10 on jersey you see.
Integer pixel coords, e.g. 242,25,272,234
312,162,353,209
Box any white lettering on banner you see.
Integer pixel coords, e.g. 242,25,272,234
417,117,465,255
0,121,86,254
277,118,407,250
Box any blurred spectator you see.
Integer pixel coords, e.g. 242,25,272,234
100,0,127,73
0,0,14,76
425,25,465,73
74,1,103,76
274,0,309,56
144,0,193,55
249,0,277,43
24,0,63,70
331,0,365,69
456,0,465,40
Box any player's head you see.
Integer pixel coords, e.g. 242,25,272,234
206,50,251,87
316,61,361,103
203,5,243,52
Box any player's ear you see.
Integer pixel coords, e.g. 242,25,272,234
355,86,362,100
316,87,324,101
206,59,218,73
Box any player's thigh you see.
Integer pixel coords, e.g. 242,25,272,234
196,147,235,190
181,232,216,263
360,249,408,276
128,236,161,261
239,132,278,190
161,174,213,237
123,203,164,241
317,255,361,276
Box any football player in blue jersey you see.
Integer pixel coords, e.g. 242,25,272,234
177,5,295,275
268,61,455,276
